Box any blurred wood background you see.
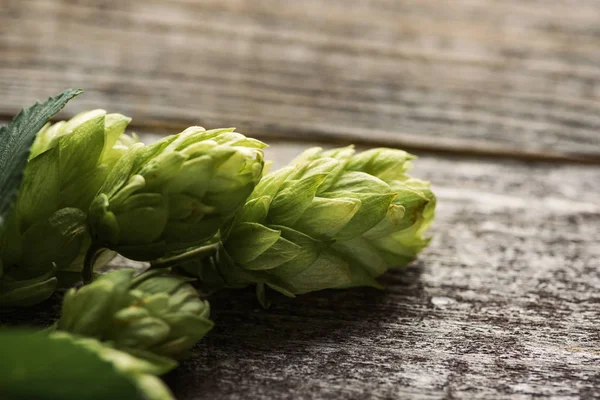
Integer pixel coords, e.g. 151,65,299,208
1,0,599,161
2,1,600,399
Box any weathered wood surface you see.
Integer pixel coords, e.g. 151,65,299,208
4,141,599,399
1,0,600,160
2,0,600,397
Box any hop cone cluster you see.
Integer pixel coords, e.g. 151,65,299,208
88,127,265,262
55,268,213,360
0,110,134,308
0,92,439,398
181,146,435,303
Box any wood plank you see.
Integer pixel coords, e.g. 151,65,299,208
1,0,600,160
4,139,599,398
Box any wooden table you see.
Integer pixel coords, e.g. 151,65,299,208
1,1,599,398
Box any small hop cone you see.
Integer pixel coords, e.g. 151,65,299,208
88,127,266,261
56,268,213,360
184,146,435,303
294,147,436,288
0,110,134,308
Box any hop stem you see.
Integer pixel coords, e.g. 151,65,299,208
82,244,104,284
150,243,221,269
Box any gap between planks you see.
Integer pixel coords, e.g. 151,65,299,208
105,119,600,166
1,116,598,165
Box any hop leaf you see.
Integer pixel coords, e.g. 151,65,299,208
55,268,213,360
180,146,435,303
88,127,266,261
0,329,173,400
72,334,177,400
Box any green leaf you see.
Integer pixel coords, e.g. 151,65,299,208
0,329,140,400
113,348,179,376
0,89,82,228
73,336,176,399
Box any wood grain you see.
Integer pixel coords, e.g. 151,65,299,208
2,1,600,396
1,0,600,160
4,140,599,399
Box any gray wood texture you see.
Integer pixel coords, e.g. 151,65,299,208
1,0,599,161
2,0,600,398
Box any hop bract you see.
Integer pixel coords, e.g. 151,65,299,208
186,146,435,304
0,110,133,308
56,268,213,360
88,127,266,261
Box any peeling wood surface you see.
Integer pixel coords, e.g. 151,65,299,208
4,141,599,399
1,0,600,160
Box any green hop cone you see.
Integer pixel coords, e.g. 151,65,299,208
87,127,266,266
55,268,213,360
180,146,435,304
292,146,436,286
0,110,134,308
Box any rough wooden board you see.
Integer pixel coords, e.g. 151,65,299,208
2,0,600,159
